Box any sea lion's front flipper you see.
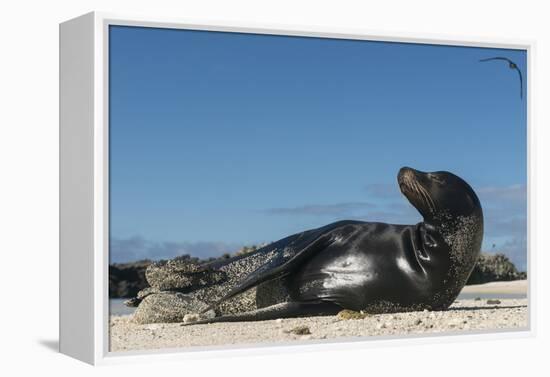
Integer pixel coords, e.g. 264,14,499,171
186,301,341,325
204,234,334,312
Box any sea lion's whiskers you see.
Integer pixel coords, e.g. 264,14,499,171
418,183,436,211
412,180,431,211
420,183,436,212
410,180,421,199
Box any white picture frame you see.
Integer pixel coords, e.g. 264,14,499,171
59,11,535,365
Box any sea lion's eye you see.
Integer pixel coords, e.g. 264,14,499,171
430,175,445,185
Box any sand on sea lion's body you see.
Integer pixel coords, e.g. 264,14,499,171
109,281,528,352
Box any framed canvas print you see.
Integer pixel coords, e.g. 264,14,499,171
59,12,533,365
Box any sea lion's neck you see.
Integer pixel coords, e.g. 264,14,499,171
413,213,483,309
426,212,484,277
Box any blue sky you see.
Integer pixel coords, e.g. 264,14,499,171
109,26,527,270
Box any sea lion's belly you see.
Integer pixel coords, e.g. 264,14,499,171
288,223,431,311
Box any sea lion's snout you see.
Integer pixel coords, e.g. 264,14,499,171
398,167,417,182
398,167,436,217
397,167,421,190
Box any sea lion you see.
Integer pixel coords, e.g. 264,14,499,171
130,166,484,324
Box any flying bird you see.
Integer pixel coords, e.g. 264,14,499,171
479,57,523,99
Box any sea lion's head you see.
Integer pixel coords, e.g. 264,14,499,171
398,167,484,308
398,167,484,301
397,167,483,224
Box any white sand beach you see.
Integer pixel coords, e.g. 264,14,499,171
109,280,528,352
460,280,527,295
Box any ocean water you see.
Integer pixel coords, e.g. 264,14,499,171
110,298,136,316
109,292,527,316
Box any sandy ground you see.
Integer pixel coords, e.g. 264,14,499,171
109,281,528,352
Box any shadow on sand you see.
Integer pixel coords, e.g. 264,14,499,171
448,304,527,312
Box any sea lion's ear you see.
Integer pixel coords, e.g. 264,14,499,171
420,224,438,248
424,233,438,248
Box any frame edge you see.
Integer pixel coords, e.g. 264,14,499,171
59,12,96,365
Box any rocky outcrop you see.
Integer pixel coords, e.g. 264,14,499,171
109,260,151,298
466,253,526,285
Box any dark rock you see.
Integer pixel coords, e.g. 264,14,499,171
466,253,526,285
109,260,151,298
487,299,502,305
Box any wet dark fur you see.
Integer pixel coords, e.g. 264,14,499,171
134,167,484,324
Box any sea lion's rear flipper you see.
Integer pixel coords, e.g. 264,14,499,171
185,301,341,325
145,259,226,291
123,262,226,307
203,233,334,313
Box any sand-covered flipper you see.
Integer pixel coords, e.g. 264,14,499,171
123,259,227,308
146,259,227,291
183,301,341,325
201,233,334,313
132,291,213,324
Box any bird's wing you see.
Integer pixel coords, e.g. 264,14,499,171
479,57,512,63
514,67,524,99
479,56,523,99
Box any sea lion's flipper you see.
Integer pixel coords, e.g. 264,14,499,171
203,233,335,312
145,259,227,291
186,301,341,325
